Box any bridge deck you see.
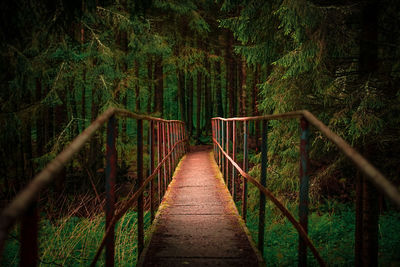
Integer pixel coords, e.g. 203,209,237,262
138,146,263,267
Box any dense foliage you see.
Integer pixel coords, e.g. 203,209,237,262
220,0,400,200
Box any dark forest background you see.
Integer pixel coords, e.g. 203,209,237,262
0,0,400,264
1,0,399,203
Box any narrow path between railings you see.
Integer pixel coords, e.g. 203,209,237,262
137,146,264,267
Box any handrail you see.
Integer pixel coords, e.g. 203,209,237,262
300,110,400,207
213,111,400,207
0,107,188,266
212,110,400,266
90,138,186,266
213,139,325,266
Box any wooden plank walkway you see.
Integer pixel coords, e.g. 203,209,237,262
137,146,264,267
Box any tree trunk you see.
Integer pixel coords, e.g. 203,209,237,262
204,56,212,132
70,81,78,138
80,13,86,133
22,120,33,180
147,56,153,113
35,78,44,157
215,50,223,117
187,74,194,135
154,56,163,116
196,70,202,139
121,30,128,141
88,86,102,192
239,56,246,117
196,38,203,139
225,31,235,117
44,84,54,152
253,64,260,151
54,88,68,193
356,1,379,266
232,56,237,117
135,60,141,111
178,69,186,122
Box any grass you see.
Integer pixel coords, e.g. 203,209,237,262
1,210,151,266
237,199,400,266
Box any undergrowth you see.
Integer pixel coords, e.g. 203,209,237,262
237,200,400,266
1,211,151,266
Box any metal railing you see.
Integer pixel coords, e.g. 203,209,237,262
212,110,400,267
0,107,188,266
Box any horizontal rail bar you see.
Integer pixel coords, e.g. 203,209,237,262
0,107,186,255
213,110,400,208
90,138,187,266
213,137,326,267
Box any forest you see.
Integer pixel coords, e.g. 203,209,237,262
1,0,400,266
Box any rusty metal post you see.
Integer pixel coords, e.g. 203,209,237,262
219,120,222,168
177,123,180,158
183,122,187,153
167,122,172,183
150,121,155,222
165,122,169,183
170,123,175,171
221,120,226,176
299,117,309,267
214,119,219,165
216,120,219,167
220,120,222,169
105,115,117,267
232,120,236,200
174,123,176,166
214,120,217,162
182,122,185,156
184,123,188,153
137,119,144,255
211,120,213,153
179,123,182,157
181,123,184,153
179,123,182,158
183,123,186,154
178,123,182,157
177,123,180,157
162,122,167,194
216,120,220,166
173,122,177,163
169,123,173,170
211,120,214,157
169,123,173,181
157,122,162,203
20,201,38,267
174,123,177,167
176,123,179,162
258,120,268,255
181,123,184,156
226,120,230,188
242,121,248,222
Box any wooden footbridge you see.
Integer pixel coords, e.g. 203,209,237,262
137,146,263,267
1,108,400,266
